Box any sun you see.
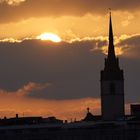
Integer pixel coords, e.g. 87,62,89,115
37,33,62,42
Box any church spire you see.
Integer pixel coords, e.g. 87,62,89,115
100,10,125,121
108,10,116,60
104,10,120,71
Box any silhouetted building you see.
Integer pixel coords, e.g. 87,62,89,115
131,104,140,117
43,116,63,124
0,114,63,126
82,108,96,122
100,12,125,121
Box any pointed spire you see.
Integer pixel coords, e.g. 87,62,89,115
108,9,116,59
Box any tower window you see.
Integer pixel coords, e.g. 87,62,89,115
110,82,115,94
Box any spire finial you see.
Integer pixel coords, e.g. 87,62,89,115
87,107,90,113
108,8,111,16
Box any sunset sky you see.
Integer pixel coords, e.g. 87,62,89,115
0,0,139,120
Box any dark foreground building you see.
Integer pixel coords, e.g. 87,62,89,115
0,115,140,140
0,13,140,140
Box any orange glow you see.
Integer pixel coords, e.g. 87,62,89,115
37,33,62,42
0,82,101,120
0,89,130,120
101,45,123,56
0,12,139,43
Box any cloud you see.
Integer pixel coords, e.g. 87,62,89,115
0,35,138,119
0,38,21,43
0,83,132,119
0,84,101,120
117,34,140,58
0,0,140,23
0,82,99,120
0,36,139,101
91,34,140,58
0,82,51,97
0,38,102,100
0,34,138,59
0,0,25,6
16,82,51,96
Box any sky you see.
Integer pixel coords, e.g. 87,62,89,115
0,0,139,120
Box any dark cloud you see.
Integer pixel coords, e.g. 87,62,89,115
0,39,105,100
0,36,139,103
117,34,140,58
0,0,140,23
116,34,140,103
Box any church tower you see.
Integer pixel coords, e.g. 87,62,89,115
100,12,125,120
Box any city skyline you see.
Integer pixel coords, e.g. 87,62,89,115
0,0,139,120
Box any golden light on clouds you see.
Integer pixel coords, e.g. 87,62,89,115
0,82,101,120
0,0,25,5
0,38,21,43
0,12,140,41
0,83,131,120
36,33,62,42
101,45,123,56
